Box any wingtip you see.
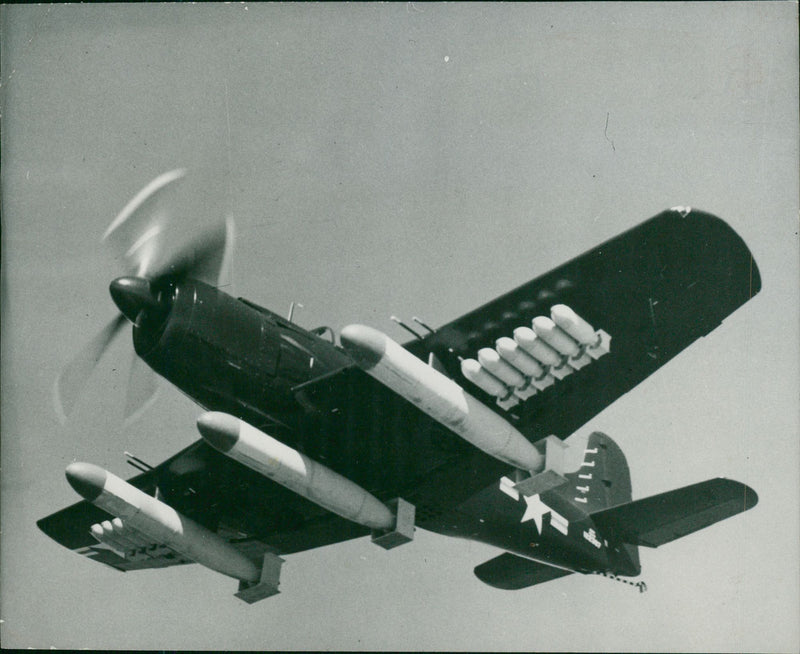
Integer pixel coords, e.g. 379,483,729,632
749,254,762,298
716,477,759,511
740,482,759,511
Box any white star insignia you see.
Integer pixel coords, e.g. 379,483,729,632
520,494,551,533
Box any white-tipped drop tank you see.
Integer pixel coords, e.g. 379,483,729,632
340,324,544,472
198,412,397,531
65,462,262,583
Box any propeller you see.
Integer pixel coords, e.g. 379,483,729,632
53,314,128,424
54,169,236,424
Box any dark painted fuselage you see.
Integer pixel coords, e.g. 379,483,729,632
128,278,637,577
133,278,351,434
39,210,759,581
132,278,484,512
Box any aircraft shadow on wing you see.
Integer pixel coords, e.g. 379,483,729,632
39,173,761,602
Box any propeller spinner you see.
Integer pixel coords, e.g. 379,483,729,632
109,277,162,324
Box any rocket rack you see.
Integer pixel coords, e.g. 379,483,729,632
460,304,611,412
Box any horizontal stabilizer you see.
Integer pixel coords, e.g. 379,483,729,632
474,552,573,590
590,478,757,548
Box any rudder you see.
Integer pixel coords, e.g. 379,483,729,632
564,431,633,512
563,431,640,575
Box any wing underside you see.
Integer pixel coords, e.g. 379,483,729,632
37,440,370,573
39,209,761,574
406,209,761,442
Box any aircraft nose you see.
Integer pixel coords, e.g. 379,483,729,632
109,276,160,323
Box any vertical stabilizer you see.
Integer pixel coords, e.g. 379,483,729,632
564,432,632,513
563,431,640,575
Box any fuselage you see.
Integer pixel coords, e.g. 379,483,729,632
132,277,351,434
120,276,632,577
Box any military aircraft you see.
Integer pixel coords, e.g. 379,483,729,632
38,170,760,602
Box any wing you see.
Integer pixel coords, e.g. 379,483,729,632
284,208,763,523
406,208,760,441
590,478,758,548
474,552,573,589
37,439,369,573
39,209,761,575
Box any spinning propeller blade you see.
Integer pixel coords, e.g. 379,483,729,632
147,213,236,288
55,169,236,423
103,168,187,279
54,314,127,424
124,349,160,424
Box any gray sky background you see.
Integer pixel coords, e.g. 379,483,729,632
1,3,798,651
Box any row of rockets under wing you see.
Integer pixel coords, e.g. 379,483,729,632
66,304,609,602
459,304,610,410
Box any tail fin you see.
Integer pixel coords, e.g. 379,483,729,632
562,431,640,574
591,478,758,548
563,431,633,513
